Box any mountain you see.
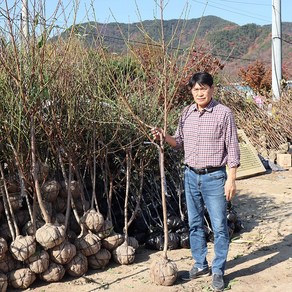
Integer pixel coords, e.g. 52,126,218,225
68,16,292,79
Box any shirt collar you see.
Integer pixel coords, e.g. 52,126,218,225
193,98,217,113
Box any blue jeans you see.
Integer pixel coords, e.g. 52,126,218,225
184,166,229,275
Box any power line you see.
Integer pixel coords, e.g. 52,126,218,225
84,32,263,63
207,0,270,6
191,0,270,24
282,38,292,45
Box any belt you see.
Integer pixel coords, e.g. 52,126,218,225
185,164,224,175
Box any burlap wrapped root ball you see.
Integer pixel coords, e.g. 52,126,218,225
88,248,111,269
0,223,12,242
75,199,90,215
149,257,178,286
8,192,23,211
80,209,104,233
112,242,135,265
97,219,114,239
22,219,44,236
127,236,139,249
59,180,81,199
52,212,66,225
55,196,67,213
35,160,50,181
14,210,30,229
49,240,76,265
25,249,50,274
36,223,65,250
9,268,36,289
10,235,36,261
0,272,7,292
0,252,21,273
0,237,8,259
101,232,124,251
74,231,101,256
65,252,88,277
41,180,61,202
66,230,77,244
39,262,65,282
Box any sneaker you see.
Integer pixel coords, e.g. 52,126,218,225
181,266,210,281
211,274,225,292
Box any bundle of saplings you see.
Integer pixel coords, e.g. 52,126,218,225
0,165,139,290
0,125,143,291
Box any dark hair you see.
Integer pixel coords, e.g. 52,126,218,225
188,72,213,88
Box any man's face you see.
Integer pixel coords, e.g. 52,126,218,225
191,83,214,111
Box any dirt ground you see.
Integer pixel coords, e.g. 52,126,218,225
12,169,292,292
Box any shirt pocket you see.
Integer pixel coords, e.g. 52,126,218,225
201,122,224,143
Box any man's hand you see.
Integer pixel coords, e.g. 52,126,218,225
151,127,163,141
225,167,237,201
225,177,236,201
150,127,177,148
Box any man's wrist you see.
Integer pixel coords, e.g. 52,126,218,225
227,167,237,180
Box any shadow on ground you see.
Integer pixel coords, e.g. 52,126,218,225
226,233,292,284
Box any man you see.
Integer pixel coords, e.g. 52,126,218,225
151,72,240,292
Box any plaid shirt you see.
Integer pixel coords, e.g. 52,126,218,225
174,99,240,169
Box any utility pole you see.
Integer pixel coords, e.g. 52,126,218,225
39,0,46,33
272,0,282,101
21,0,29,50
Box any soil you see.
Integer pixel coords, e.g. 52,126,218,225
11,169,292,292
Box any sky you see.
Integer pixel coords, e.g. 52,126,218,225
0,1,290,32
42,0,291,28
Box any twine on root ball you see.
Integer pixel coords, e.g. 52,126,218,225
9,268,36,289
101,232,124,251
25,249,50,274
0,272,7,291
49,240,76,265
65,252,88,277
112,241,135,265
149,257,178,286
87,248,111,270
36,223,65,250
74,230,101,256
39,262,65,282
10,235,36,261
80,209,104,233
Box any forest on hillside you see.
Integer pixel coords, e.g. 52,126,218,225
67,16,292,79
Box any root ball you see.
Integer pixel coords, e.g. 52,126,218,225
149,257,178,286
0,272,7,291
74,231,101,256
49,240,76,265
26,249,50,274
9,268,36,289
10,235,36,261
102,233,124,251
87,248,111,269
0,238,8,259
65,252,88,277
112,242,135,265
39,262,65,282
97,219,114,239
80,209,104,232
36,223,65,250
41,180,61,202
0,252,20,273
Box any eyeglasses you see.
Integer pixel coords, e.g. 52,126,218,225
191,86,209,93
